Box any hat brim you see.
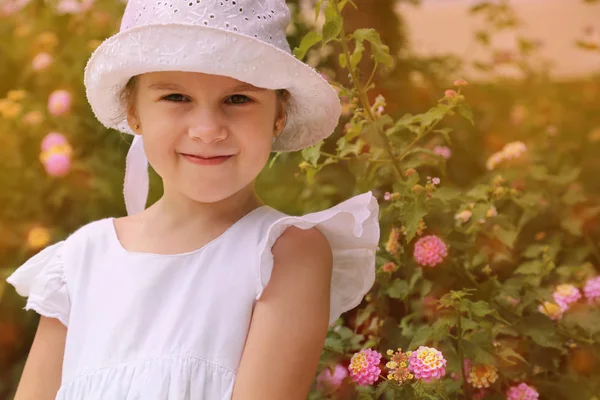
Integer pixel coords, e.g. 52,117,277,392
84,23,341,152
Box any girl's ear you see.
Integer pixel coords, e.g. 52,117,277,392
274,90,290,136
127,114,141,133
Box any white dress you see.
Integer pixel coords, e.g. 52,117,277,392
6,192,379,400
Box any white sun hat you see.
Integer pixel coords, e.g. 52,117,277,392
84,0,342,215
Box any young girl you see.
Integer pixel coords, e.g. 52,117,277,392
6,0,380,399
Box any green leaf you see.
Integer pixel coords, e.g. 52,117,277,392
301,141,323,166
466,184,489,200
463,333,496,365
496,346,528,366
494,226,518,248
400,200,428,242
518,314,563,349
314,0,324,22
337,0,353,12
561,218,583,236
514,261,543,275
357,392,374,400
338,53,347,68
469,300,495,318
408,325,436,349
324,336,344,353
523,244,546,259
387,279,410,299
322,1,342,43
293,31,322,60
434,127,453,144
350,39,364,69
356,304,375,327
457,104,474,125
375,381,392,398
353,28,393,67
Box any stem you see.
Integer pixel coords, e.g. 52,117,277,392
397,105,455,161
456,308,472,400
333,0,404,180
365,62,379,89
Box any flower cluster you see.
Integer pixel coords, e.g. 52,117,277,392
552,284,582,311
0,90,26,119
414,235,448,267
316,364,347,393
465,360,498,389
349,346,447,387
408,346,447,382
48,89,72,116
40,132,73,177
538,301,563,321
506,383,539,400
584,276,600,304
486,141,527,170
385,349,413,384
386,226,400,255
455,210,472,224
348,349,381,386
27,226,51,250
434,145,452,159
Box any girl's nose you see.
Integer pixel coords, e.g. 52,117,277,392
187,109,228,143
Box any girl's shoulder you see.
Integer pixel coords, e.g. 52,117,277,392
256,192,381,325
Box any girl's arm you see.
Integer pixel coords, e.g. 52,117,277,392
13,316,66,400
232,226,333,400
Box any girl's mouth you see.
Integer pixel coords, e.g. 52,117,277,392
181,153,233,166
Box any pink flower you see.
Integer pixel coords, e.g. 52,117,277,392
584,276,600,304
434,145,452,159
408,346,446,382
384,192,392,201
453,79,468,87
432,177,441,185
317,364,347,392
414,235,448,267
382,262,397,273
506,383,539,400
32,52,53,71
42,153,71,177
48,89,72,116
348,349,381,386
445,89,458,99
552,284,582,311
55,0,94,14
41,132,68,152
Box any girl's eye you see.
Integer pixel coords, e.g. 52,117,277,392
162,94,189,103
226,94,251,105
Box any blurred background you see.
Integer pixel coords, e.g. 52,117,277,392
0,0,599,398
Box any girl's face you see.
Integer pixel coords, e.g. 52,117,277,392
127,71,285,204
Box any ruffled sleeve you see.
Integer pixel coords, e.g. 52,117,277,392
257,192,380,325
6,241,70,327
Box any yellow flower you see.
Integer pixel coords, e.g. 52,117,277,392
385,227,400,255
14,23,32,38
39,144,73,163
467,364,498,389
27,227,51,250
0,101,22,119
538,301,563,321
7,90,27,102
